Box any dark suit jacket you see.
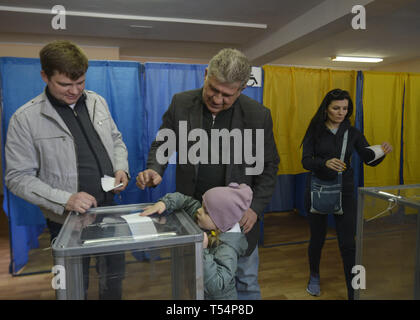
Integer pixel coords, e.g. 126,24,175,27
147,88,279,255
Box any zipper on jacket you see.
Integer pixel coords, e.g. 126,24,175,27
72,137,80,201
92,100,96,124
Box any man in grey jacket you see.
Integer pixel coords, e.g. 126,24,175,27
136,48,279,299
5,40,129,299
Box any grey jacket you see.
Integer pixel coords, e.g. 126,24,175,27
159,192,248,300
5,90,129,224
203,232,247,300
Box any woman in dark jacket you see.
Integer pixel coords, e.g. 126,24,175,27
301,89,392,300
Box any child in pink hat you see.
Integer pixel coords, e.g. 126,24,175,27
141,182,252,300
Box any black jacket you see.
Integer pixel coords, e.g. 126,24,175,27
302,119,384,193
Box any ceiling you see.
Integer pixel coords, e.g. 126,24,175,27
0,0,419,69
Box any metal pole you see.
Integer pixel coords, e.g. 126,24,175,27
354,187,365,300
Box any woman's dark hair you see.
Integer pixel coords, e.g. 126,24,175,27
301,88,353,145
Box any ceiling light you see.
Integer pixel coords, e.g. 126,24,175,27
130,25,153,29
332,56,383,63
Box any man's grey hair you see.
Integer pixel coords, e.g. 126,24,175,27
207,48,251,88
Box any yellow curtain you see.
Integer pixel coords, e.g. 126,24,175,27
263,66,356,175
362,72,405,187
403,74,420,184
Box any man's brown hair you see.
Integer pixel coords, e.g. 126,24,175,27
40,40,88,80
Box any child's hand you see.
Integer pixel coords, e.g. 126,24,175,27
140,201,166,216
203,232,208,249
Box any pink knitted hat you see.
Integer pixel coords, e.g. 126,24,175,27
202,183,253,232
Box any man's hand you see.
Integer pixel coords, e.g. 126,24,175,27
113,170,129,193
65,192,97,213
240,208,258,234
136,169,162,190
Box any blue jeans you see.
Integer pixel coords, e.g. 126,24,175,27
235,246,261,300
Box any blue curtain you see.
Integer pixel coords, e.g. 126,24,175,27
141,62,207,202
1,58,47,273
353,71,364,194
0,58,146,273
400,83,405,185
84,61,147,205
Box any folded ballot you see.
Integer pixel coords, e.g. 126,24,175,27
101,175,123,192
366,145,385,164
121,213,158,239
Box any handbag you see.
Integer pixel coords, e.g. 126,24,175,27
310,130,348,215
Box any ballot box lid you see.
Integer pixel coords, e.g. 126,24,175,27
359,184,420,209
52,203,203,257
355,184,420,300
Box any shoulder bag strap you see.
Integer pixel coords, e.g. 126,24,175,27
338,129,348,184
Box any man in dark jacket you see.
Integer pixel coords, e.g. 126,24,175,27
136,48,279,299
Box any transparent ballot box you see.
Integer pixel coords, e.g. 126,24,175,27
52,203,204,300
355,184,420,300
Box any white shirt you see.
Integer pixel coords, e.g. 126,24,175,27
226,222,241,233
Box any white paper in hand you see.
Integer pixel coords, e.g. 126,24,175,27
101,175,123,192
366,145,385,164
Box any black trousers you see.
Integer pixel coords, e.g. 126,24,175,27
47,219,125,300
305,189,357,300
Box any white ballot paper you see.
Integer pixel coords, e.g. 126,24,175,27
366,145,385,164
101,175,123,192
121,213,159,240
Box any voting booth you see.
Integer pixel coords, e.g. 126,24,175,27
52,203,204,300
355,184,420,300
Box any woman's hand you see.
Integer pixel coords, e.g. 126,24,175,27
325,158,346,172
140,201,166,216
381,142,393,155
